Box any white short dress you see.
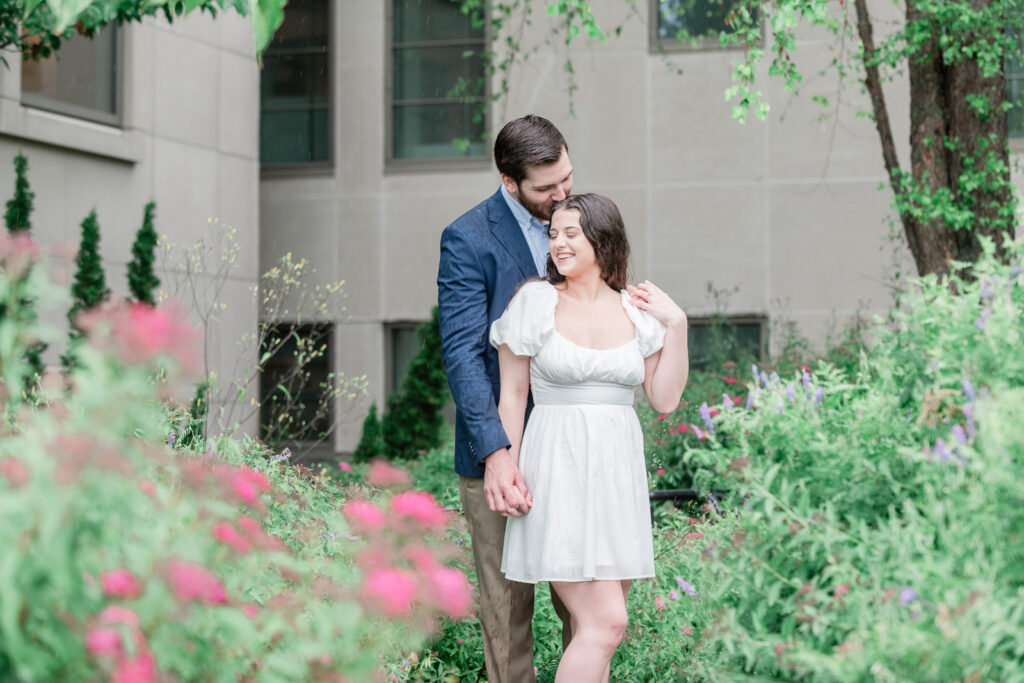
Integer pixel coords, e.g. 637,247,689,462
489,280,666,583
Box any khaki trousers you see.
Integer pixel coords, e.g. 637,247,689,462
459,476,572,683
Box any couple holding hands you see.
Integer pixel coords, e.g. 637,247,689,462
437,115,689,682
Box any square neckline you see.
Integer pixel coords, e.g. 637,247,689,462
551,285,638,352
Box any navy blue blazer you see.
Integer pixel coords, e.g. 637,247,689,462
437,189,540,478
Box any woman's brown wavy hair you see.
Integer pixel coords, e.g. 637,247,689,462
545,193,631,291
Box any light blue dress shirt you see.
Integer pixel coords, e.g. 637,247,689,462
500,184,550,276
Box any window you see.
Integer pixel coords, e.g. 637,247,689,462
1009,27,1024,138
386,323,422,396
650,0,749,51
260,0,330,167
388,0,487,164
21,25,120,125
259,323,333,443
687,316,764,372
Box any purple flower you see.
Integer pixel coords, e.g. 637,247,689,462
676,578,697,596
786,385,796,404
814,387,824,405
950,425,967,445
801,371,811,389
932,439,953,463
699,402,715,432
722,394,732,411
745,393,754,410
1011,266,1022,278
693,425,704,440
770,372,780,385
962,379,977,402
751,364,760,381
760,371,770,388
898,587,918,607
167,431,177,447
669,589,681,601
777,401,785,415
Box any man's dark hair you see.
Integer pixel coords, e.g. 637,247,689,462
494,115,568,184
546,193,631,291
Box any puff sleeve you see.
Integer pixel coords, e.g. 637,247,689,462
622,290,667,358
489,280,557,357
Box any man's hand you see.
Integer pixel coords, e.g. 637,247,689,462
483,448,532,517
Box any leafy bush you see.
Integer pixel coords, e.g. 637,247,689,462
0,240,471,682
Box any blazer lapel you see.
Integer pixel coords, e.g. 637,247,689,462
488,190,539,279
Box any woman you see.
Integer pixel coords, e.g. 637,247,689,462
489,193,689,681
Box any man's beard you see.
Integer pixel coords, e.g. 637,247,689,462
512,185,552,222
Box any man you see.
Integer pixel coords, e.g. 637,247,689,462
437,115,574,683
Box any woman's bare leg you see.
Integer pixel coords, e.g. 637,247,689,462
598,580,632,682
550,580,629,683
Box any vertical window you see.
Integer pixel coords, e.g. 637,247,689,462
260,0,331,167
687,316,764,372
259,323,333,444
21,25,120,125
1009,27,1024,138
651,0,749,51
388,0,487,164
386,323,422,396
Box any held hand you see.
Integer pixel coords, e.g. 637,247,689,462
483,448,532,517
627,281,687,329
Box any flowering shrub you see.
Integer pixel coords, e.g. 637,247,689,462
0,241,470,682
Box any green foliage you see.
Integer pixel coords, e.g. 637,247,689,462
63,210,110,369
0,239,468,682
352,402,383,463
381,307,450,460
4,152,33,233
0,0,287,63
128,201,160,306
177,380,208,450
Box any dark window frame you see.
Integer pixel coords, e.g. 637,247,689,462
259,0,334,176
385,0,491,172
385,321,423,396
21,24,123,127
258,321,335,445
686,314,766,372
649,0,758,53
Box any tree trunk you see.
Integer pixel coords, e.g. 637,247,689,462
857,0,1015,277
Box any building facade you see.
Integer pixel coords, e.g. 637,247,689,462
0,11,261,431
258,0,1024,455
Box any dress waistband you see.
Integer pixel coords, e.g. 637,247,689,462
532,381,636,406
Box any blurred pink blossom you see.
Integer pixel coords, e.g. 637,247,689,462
343,499,388,533
213,523,253,554
425,566,472,618
113,651,157,683
78,301,199,375
362,568,417,616
682,627,694,635
162,559,228,605
654,595,666,611
100,569,144,600
338,461,353,473
367,460,411,488
0,458,29,488
85,627,123,658
98,605,140,628
391,491,449,529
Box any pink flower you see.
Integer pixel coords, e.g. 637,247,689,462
79,301,199,375
655,414,668,421
655,468,666,476
402,545,439,572
362,568,418,616
367,460,411,488
722,376,738,384
98,605,140,628
162,559,228,605
677,423,689,433
212,523,252,554
686,532,705,541
682,627,694,635
113,651,157,683
391,491,449,529
230,467,271,506
667,426,677,435
343,499,388,533
86,627,124,658
425,566,472,618
654,595,666,611
100,569,144,600
138,479,157,498
243,604,259,619
0,458,29,488
338,461,353,473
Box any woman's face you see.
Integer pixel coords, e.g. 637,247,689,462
548,208,597,279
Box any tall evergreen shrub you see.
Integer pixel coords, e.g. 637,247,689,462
63,210,110,368
128,201,160,305
3,152,45,386
352,403,383,462
381,307,449,460
4,153,33,233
